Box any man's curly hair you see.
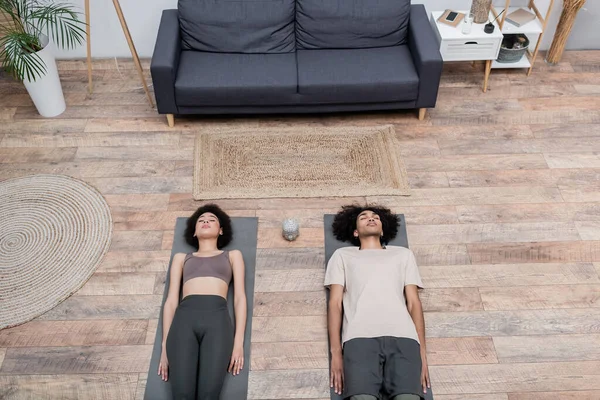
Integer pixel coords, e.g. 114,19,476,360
184,204,233,249
331,204,400,246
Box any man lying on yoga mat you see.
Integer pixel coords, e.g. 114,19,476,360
325,205,430,400
157,204,247,399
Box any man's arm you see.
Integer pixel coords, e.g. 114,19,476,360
328,284,344,395
406,285,430,393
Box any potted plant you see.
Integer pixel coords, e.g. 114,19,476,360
0,0,86,117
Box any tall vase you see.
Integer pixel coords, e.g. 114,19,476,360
470,0,493,24
545,0,586,64
22,35,66,117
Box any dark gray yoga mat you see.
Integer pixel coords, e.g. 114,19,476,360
324,214,434,400
145,217,258,400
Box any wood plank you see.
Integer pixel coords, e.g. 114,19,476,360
256,248,325,270
399,206,460,225
0,119,88,134
84,117,258,133
439,83,577,100
457,203,600,224
168,194,260,211
424,309,600,338
75,146,192,161
252,316,327,343
575,85,600,94
412,244,472,266
258,228,324,248
256,209,330,228
0,107,16,120
426,337,498,365
407,222,580,244
431,110,600,127
0,131,180,148
0,374,138,400
0,320,148,347
145,320,158,345
531,124,600,138
97,251,171,272
404,154,548,172
448,169,600,188
368,187,563,207
408,172,450,188
560,187,600,203
85,177,191,194
0,147,76,163
0,345,152,374
467,241,600,264
104,194,170,212
508,390,600,400
421,288,483,312
494,334,600,363
544,153,600,168
135,373,146,400
36,295,162,320
433,99,522,113
255,269,325,292
14,105,158,120
254,292,326,317
520,96,600,111
440,138,600,155
109,231,164,252
480,284,600,311
0,348,5,369
420,263,599,288
75,273,157,296
392,124,534,140
576,221,600,240
430,361,600,394
248,369,329,399
251,342,328,370
0,161,176,180
394,139,441,157
436,395,508,400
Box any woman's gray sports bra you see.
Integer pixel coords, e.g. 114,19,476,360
182,251,232,285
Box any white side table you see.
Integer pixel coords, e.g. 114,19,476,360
430,11,503,92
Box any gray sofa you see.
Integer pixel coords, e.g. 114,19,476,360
151,0,443,127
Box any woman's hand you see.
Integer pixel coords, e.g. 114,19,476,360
421,353,431,394
158,350,169,381
228,344,244,375
330,351,344,395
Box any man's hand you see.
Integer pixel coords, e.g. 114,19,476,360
330,351,344,395
421,352,431,394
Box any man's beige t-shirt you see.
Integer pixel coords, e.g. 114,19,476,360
324,245,424,345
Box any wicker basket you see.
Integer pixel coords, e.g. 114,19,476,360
497,34,530,63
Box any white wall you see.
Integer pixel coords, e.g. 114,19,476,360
55,0,600,59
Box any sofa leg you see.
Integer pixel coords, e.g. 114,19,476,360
418,108,426,121
166,114,175,128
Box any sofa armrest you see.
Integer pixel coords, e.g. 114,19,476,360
408,4,443,108
150,9,181,114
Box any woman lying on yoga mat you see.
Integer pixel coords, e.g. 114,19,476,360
157,204,247,400
325,204,430,400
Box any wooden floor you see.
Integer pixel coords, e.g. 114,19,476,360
1,51,600,400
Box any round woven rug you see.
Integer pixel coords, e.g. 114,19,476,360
0,174,112,329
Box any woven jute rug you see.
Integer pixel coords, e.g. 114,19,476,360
193,125,411,199
0,175,113,329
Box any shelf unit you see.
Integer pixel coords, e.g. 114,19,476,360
483,0,555,92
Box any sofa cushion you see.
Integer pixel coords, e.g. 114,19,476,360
175,51,298,106
297,46,419,104
178,0,295,53
296,0,411,49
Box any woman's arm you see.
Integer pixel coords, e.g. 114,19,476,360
162,253,185,349
230,250,247,345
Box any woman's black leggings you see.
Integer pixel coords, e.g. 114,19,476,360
166,295,234,400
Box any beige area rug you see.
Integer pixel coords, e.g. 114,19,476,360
193,125,411,200
0,175,113,329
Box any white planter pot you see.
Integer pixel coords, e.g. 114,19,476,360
22,35,66,117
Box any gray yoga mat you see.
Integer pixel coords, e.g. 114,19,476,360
324,214,434,400
145,217,258,400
